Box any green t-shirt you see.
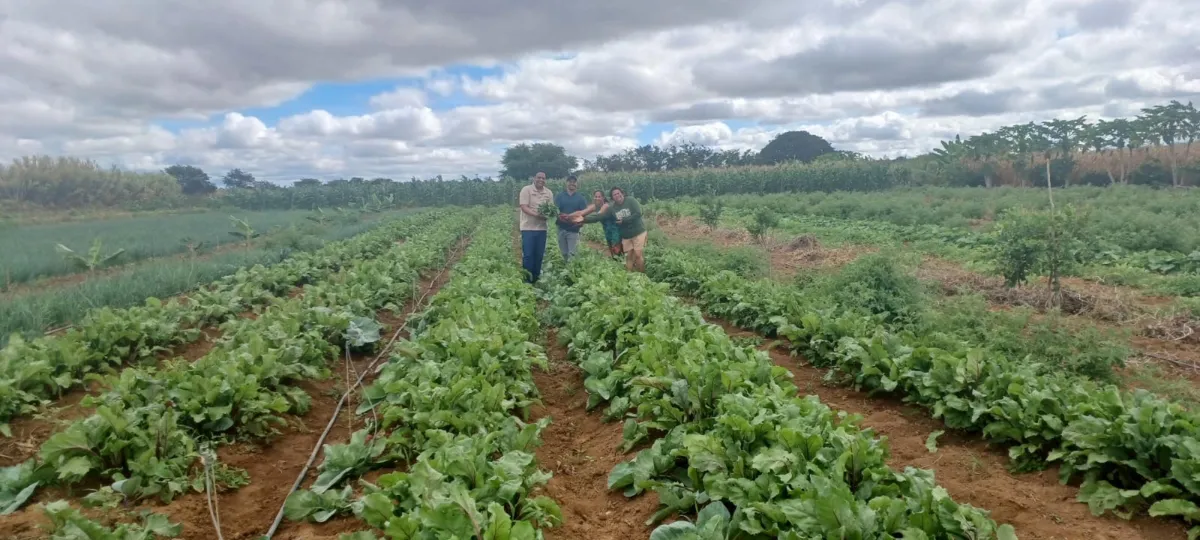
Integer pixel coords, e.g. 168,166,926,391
584,197,645,239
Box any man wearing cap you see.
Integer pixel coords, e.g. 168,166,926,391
553,175,588,263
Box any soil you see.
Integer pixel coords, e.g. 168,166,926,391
530,329,660,540
656,217,877,279
0,236,470,540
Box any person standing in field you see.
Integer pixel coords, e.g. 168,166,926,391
568,190,623,258
553,175,588,263
517,172,553,283
572,187,647,272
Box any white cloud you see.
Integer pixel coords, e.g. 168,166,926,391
0,0,1196,180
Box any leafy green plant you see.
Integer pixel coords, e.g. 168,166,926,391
0,460,41,514
43,500,181,539
992,205,1091,296
746,207,780,242
0,211,478,514
536,201,559,220
814,251,925,326
55,238,126,273
638,239,1200,536
281,215,563,538
227,215,260,244
547,249,1011,538
698,198,724,231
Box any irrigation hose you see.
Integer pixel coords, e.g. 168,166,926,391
262,237,465,539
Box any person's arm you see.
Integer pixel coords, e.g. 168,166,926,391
554,194,568,223
621,198,642,224
578,203,598,217
518,188,538,218
581,204,611,223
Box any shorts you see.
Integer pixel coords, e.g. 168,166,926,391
621,231,647,253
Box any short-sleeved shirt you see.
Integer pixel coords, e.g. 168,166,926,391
518,184,553,231
554,191,589,232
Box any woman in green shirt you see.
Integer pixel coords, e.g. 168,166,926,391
585,190,623,257
572,187,647,272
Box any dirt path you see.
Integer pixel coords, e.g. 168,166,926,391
0,236,471,540
530,329,659,540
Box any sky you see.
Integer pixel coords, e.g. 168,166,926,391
0,0,1197,184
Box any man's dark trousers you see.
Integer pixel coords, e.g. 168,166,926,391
521,230,547,283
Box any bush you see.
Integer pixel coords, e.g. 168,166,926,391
991,205,1091,287
924,295,1127,381
698,199,724,231
746,207,780,242
812,251,925,325
1129,160,1173,186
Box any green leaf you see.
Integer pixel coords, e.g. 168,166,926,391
1149,499,1200,520
926,431,945,453
649,521,696,540
57,456,94,481
996,524,1018,540
1,482,38,514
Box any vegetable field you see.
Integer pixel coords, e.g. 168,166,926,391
3,200,1200,539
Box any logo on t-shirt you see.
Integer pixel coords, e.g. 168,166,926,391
616,209,631,220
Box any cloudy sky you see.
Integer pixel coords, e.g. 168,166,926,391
1,0,1197,183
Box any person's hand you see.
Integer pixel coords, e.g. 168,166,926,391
572,215,584,224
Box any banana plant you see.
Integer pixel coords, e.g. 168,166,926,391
228,216,260,245
55,238,125,273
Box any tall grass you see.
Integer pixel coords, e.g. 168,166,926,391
0,210,320,287
0,156,180,208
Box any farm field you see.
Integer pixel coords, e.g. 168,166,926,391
644,196,1200,401
0,210,411,343
3,198,1200,539
0,209,354,289
656,187,1200,297
0,208,478,538
577,200,1200,537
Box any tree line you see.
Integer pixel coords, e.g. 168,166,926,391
2,100,1198,212
931,100,1200,188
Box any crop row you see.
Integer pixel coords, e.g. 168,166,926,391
0,210,437,427
0,211,478,519
282,214,563,538
639,240,1200,535
542,250,1014,538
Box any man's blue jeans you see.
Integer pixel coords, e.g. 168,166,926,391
521,229,547,283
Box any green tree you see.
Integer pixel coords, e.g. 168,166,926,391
222,168,256,189
293,178,322,188
500,143,578,180
1141,100,1200,187
164,165,216,195
756,131,835,165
